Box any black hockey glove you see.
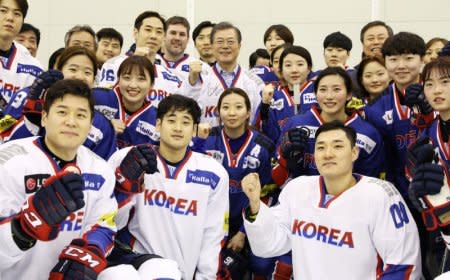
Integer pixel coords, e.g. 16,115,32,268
405,83,433,115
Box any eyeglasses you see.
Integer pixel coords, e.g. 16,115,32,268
214,39,237,46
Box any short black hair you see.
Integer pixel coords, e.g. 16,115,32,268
157,94,201,124
96,27,124,48
166,16,190,34
263,24,294,45
134,11,165,31
323,31,352,52
19,23,40,46
192,21,215,42
3,0,28,18
279,45,313,73
360,20,393,43
249,48,270,68
382,31,426,57
316,120,356,147
48,47,65,70
44,79,94,120
210,22,242,44
314,67,353,95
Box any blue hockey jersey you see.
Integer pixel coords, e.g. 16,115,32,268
93,86,159,148
364,83,419,197
281,106,385,178
249,65,279,84
254,82,316,142
193,127,275,233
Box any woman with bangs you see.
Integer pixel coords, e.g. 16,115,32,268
406,56,450,278
274,67,385,185
193,87,286,279
0,46,117,159
93,55,159,148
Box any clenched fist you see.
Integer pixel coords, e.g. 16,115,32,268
189,60,203,85
242,173,261,214
262,84,274,104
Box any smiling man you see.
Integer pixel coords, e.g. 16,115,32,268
108,94,229,279
0,79,118,279
160,16,209,82
188,21,263,126
97,11,191,107
242,121,421,279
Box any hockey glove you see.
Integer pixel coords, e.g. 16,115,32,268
279,127,309,175
280,127,309,158
23,70,64,125
408,162,450,231
49,238,107,280
18,171,85,241
406,136,436,179
115,144,158,194
404,83,433,115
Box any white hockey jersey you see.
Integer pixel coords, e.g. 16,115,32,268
95,54,197,108
159,53,211,82
244,175,422,279
0,42,42,107
109,147,229,280
0,137,117,280
189,63,264,126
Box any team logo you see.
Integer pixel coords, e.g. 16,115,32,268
24,174,50,193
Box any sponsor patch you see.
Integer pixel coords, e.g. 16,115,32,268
24,173,50,193
16,63,42,77
186,169,220,190
82,173,105,191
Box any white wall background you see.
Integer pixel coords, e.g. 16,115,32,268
25,0,450,71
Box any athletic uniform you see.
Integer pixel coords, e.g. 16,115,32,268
192,126,277,277
254,82,316,142
364,83,419,197
244,175,422,279
108,147,229,279
0,137,117,280
0,42,42,109
160,53,211,82
280,107,386,178
96,54,194,108
93,86,159,148
189,63,263,126
0,111,117,160
249,65,279,84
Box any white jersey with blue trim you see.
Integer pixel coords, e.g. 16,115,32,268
190,63,264,126
95,54,192,108
245,175,422,279
108,147,229,280
0,42,43,107
0,137,117,280
160,53,211,82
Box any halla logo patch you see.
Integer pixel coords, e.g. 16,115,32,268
186,170,220,190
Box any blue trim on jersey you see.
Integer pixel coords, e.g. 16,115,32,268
379,264,413,279
83,225,115,255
